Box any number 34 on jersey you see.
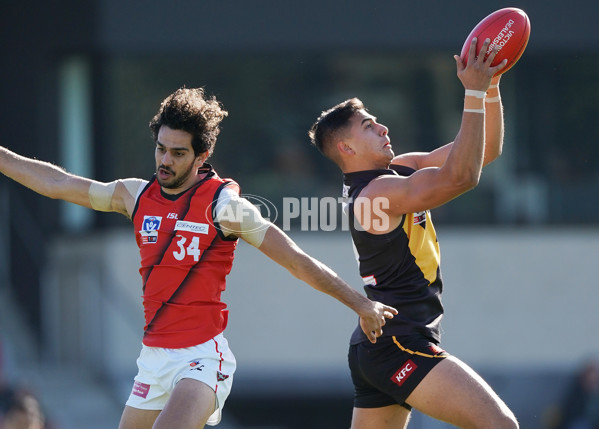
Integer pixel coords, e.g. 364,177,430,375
173,221,210,261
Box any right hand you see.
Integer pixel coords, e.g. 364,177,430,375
454,37,507,92
358,301,398,344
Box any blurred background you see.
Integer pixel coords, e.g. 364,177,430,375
1,0,598,428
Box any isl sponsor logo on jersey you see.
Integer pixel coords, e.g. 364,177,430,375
140,216,162,244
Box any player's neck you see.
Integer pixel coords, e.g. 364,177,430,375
343,160,390,174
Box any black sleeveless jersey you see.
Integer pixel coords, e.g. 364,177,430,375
343,165,444,345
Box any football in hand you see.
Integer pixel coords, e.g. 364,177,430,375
460,7,531,76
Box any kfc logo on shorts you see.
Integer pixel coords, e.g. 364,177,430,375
391,360,418,387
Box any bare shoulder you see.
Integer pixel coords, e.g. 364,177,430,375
114,178,148,217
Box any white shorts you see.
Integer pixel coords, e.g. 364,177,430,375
125,333,236,426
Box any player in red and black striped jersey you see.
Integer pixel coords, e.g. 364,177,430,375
309,39,519,428
0,87,397,429
133,168,238,349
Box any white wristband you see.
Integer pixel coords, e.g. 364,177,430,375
464,108,485,114
465,89,486,99
485,96,501,103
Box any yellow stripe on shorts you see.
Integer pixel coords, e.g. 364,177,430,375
392,336,446,359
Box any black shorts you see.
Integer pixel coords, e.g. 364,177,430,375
348,335,449,410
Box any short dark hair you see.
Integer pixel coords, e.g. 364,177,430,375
149,87,228,157
308,98,365,163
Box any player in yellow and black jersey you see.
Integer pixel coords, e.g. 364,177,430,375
309,38,519,428
344,164,443,346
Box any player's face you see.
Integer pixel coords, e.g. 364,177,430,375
155,126,205,194
345,110,394,166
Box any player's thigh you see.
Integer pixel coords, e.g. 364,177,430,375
118,406,161,429
351,404,411,429
406,356,518,428
152,378,217,429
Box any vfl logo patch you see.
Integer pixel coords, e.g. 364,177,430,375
217,371,230,382
391,360,417,387
142,216,162,231
140,216,162,244
132,381,150,399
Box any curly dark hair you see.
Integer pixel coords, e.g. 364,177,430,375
149,87,228,157
308,97,364,163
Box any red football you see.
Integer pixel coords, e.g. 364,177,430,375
460,7,531,76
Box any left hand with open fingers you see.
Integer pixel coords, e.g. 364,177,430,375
454,38,507,92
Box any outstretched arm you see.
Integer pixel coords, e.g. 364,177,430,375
0,146,94,206
363,39,506,216
0,146,142,217
215,194,398,343
257,225,397,343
